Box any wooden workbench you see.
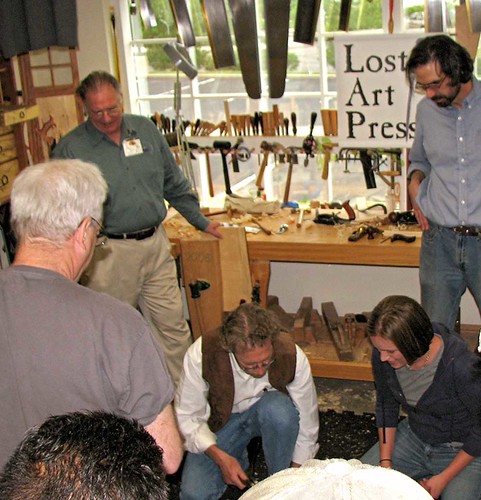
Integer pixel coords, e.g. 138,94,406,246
165,208,421,381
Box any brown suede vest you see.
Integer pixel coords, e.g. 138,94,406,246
202,328,297,432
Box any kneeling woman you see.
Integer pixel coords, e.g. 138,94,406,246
362,295,481,500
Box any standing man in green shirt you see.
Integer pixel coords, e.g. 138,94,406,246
52,71,222,384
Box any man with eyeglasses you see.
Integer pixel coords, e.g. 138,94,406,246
175,303,319,500
52,71,222,385
0,159,183,473
406,35,481,332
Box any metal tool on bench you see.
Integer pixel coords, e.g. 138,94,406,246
348,224,383,242
387,210,418,225
221,222,261,234
381,234,417,243
313,200,356,225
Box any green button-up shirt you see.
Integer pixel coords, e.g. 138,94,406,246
52,114,209,234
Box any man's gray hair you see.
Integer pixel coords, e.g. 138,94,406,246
10,159,108,243
76,71,122,101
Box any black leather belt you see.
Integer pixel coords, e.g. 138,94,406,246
450,226,481,237
106,226,157,240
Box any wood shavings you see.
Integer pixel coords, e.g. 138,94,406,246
230,214,253,225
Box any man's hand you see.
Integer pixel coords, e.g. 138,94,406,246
205,445,249,489
408,171,429,231
204,220,223,239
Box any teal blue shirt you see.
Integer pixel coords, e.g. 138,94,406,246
52,114,209,234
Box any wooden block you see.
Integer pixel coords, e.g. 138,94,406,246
266,296,295,332
321,301,354,361
0,133,17,163
309,308,324,343
180,238,223,339
218,226,252,312
0,159,20,206
293,296,313,344
0,104,39,126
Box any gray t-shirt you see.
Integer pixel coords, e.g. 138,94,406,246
396,335,444,406
0,265,174,468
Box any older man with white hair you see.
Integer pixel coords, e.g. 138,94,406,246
0,159,183,472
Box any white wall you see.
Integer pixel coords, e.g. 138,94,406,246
76,0,115,79
269,262,480,325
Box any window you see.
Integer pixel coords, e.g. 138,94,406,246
121,0,430,211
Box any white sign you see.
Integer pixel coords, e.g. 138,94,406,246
334,33,423,148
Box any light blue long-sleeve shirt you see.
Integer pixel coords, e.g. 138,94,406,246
408,77,481,227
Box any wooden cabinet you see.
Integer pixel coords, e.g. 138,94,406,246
0,56,29,206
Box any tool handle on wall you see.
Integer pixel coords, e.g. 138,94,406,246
283,159,293,204
322,147,331,180
309,111,317,135
213,140,232,195
291,112,297,135
256,152,269,188
205,151,214,197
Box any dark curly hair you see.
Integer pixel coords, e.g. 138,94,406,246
406,34,473,87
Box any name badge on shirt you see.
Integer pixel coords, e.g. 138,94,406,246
122,138,143,157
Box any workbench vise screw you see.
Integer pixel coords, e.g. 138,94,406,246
189,280,210,299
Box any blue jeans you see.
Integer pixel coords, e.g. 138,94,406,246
180,391,300,500
420,223,481,332
361,419,481,499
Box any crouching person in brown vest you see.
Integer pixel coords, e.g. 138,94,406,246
175,303,320,499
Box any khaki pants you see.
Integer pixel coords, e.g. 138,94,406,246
81,225,191,385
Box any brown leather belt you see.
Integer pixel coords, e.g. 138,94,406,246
106,226,157,240
450,226,481,237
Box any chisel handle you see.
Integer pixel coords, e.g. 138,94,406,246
322,147,331,180
205,151,214,197
256,152,269,188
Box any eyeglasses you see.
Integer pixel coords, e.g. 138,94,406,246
90,217,107,247
234,355,275,374
89,106,122,119
414,74,447,93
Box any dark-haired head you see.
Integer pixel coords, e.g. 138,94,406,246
76,71,122,101
368,295,433,365
406,35,473,87
0,411,168,500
